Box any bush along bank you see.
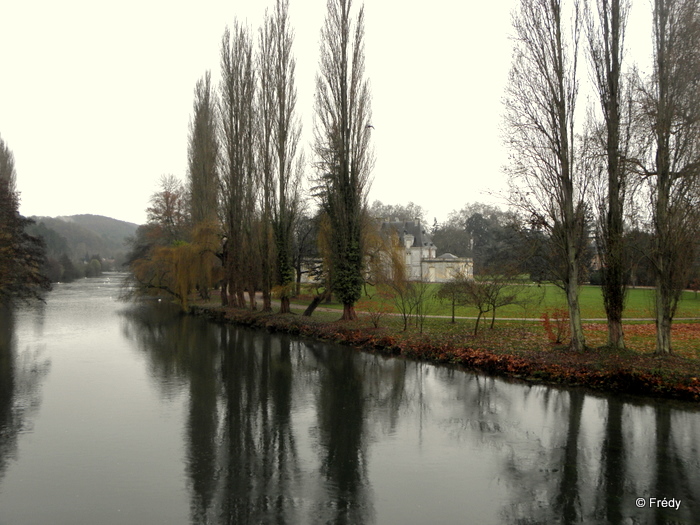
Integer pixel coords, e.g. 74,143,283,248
189,304,700,403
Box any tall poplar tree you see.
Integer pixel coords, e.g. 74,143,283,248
313,0,374,321
219,24,257,308
186,72,221,301
187,71,219,226
258,0,303,314
585,0,632,349
637,0,700,354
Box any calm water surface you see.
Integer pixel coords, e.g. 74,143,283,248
0,276,698,524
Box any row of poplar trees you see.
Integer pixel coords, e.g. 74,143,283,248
505,0,700,354
134,0,373,320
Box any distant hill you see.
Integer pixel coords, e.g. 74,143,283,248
29,214,139,261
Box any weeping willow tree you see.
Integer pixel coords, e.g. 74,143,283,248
313,0,374,321
125,178,221,311
126,232,221,312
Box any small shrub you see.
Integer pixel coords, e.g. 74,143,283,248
541,307,570,344
357,291,393,328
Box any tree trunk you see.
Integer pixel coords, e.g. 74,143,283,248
564,217,585,350
602,156,626,350
567,284,585,352
248,289,257,311
473,312,483,336
279,295,291,315
302,289,330,317
655,278,673,354
341,303,357,321
607,319,625,349
566,253,586,352
654,122,672,355
602,173,626,350
262,290,272,312
221,281,229,307
236,289,246,309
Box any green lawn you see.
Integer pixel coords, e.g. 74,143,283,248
292,284,700,320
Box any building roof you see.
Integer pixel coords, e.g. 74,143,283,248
381,219,435,248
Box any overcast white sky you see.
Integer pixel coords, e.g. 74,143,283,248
1,0,652,226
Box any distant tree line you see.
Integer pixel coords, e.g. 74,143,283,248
0,135,128,299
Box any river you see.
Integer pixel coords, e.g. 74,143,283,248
0,275,698,524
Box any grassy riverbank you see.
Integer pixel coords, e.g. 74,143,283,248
291,283,700,320
189,291,700,403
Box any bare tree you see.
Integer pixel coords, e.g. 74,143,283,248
634,0,700,354
219,23,257,308
505,0,589,351
367,200,427,223
146,174,188,244
258,0,303,314
313,0,374,321
585,0,632,349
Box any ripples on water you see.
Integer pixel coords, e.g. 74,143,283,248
0,275,698,524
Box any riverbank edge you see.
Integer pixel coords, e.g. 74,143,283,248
189,304,700,403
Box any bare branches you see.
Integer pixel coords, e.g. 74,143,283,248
505,0,588,351
635,0,700,354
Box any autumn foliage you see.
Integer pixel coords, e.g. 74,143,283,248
124,169,227,312
357,289,393,328
541,307,570,344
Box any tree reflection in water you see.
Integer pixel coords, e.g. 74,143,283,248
494,385,700,524
122,303,700,525
307,341,374,524
0,306,50,487
123,305,367,523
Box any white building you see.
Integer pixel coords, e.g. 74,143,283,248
381,220,473,282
